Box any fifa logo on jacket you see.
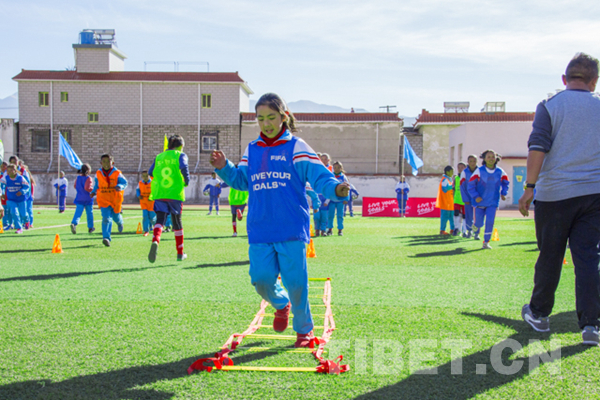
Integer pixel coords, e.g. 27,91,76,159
271,155,287,161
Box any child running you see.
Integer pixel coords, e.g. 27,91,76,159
229,185,249,237
0,164,30,234
327,161,350,236
436,165,455,235
344,183,359,217
305,183,322,233
70,163,95,234
453,162,466,236
137,171,156,237
0,162,12,230
53,171,68,213
395,175,410,217
467,149,509,249
314,193,329,236
90,154,128,247
210,92,350,347
203,172,223,215
148,135,190,262
459,155,478,238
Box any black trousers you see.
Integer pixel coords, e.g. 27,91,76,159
530,193,600,329
155,211,182,231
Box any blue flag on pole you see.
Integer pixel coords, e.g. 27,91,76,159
403,136,423,176
59,133,83,169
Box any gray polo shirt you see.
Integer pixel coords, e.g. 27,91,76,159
528,89,600,201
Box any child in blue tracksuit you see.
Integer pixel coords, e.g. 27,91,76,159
71,164,95,234
314,193,330,236
0,164,30,234
344,183,359,217
203,172,223,215
210,93,350,347
460,155,478,238
0,162,12,229
328,161,350,236
54,171,68,213
467,149,509,249
305,183,321,234
395,176,410,217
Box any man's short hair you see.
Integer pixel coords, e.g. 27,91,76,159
565,53,599,84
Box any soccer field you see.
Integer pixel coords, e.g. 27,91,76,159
0,207,597,399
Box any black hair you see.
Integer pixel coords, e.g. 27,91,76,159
480,149,501,166
255,93,299,133
168,135,185,150
565,53,599,84
9,155,18,164
444,165,454,175
100,154,113,162
78,163,91,176
333,161,346,174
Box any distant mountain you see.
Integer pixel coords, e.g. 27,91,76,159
249,99,368,113
0,93,18,120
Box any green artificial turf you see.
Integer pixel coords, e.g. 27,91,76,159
0,207,597,399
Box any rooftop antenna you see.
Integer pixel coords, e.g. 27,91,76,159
144,61,210,72
379,105,397,113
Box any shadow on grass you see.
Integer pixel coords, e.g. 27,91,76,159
0,348,276,400
184,260,250,270
0,244,98,254
0,264,176,282
409,247,481,258
394,235,462,246
499,241,538,247
353,311,590,400
186,235,248,240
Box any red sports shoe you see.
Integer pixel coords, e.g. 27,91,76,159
236,209,244,221
294,330,318,348
273,303,291,332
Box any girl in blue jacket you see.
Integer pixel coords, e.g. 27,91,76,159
210,93,350,348
467,150,509,249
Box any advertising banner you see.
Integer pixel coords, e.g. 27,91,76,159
362,197,440,218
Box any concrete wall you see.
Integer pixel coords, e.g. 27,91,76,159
418,124,460,174
242,121,402,174
0,119,17,161
76,48,111,73
19,81,242,126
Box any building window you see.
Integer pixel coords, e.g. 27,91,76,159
61,92,69,102
31,130,50,152
202,94,212,109
201,131,218,152
61,130,72,144
88,112,99,123
39,92,49,107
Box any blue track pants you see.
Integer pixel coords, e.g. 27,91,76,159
72,204,94,229
100,206,123,241
474,207,497,242
440,209,455,231
327,202,345,230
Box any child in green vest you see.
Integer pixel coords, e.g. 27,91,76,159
229,186,249,237
147,135,190,262
453,162,466,236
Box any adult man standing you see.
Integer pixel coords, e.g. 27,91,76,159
519,53,600,346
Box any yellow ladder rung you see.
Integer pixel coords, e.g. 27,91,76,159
246,334,297,340
257,325,324,329
308,278,331,281
309,286,325,289
259,314,331,318
308,295,325,298
236,346,324,354
221,366,317,372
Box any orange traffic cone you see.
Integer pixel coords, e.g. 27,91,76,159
563,258,568,265
491,228,500,242
136,222,143,234
310,224,315,238
307,239,316,258
0,225,3,234
52,234,63,254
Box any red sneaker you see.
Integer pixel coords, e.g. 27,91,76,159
440,231,450,235
236,209,243,221
143,232,149,237
273,303,291,332
294,330,318,348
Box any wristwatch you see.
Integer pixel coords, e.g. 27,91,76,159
525,182,536,189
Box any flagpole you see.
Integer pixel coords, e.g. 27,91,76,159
401,135,405,217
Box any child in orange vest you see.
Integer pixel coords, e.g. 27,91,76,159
90,154,128,247
436,165,455,235
136,171,156,237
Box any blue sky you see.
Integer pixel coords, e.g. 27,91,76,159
2,0,600,116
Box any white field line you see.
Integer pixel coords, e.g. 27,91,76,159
29,216,141,231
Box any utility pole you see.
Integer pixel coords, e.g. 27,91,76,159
379,105,397,113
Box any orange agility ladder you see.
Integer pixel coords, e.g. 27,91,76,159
188,278,349,375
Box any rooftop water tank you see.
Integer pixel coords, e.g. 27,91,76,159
80,31,94,44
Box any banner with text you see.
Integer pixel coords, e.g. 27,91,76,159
362,197,440,218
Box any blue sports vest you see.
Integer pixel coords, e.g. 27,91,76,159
74,175,93,205
4,175,27,202
247,136,310,244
